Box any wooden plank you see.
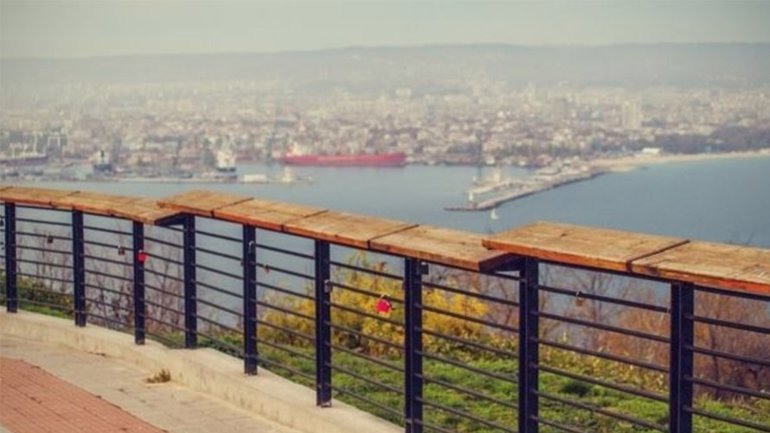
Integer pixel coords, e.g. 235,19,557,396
213,198,326,231
0,186,79,207
371,225,516,272
483,221,687,272
631,242,770,295
110,198,182,225
157,190,251,217
51,191,139,217
284,211,416,249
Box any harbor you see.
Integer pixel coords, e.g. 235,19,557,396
445,164,607,211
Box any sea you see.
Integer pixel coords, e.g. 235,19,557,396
20,154,770,248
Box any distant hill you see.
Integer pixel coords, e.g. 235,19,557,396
2,43,769,91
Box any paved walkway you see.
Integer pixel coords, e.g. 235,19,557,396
0,335,300,433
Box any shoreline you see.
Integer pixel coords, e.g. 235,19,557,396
590,149,770,172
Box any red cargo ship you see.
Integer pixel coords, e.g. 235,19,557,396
280,152,406,167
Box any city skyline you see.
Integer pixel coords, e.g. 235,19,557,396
2,1,770,59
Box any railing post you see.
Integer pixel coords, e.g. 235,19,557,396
669,282,694,433
518,258,539,433
243,225,258,375
4,203,17,312
183,214,197,348
404,258,424,433
72,210,86,326
133,221,145,344
314,240,332,406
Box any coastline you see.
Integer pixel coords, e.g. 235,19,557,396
590,149,770,172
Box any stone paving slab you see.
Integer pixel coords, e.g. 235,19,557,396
0,335,300,433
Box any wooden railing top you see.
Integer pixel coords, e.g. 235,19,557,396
484,221,770,295
1,186,769,293
0,186,180,224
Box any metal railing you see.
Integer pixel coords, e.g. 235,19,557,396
1,198,768,433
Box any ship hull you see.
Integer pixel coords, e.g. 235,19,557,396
280,152,406,167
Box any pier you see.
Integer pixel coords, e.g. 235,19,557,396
446,168,607,211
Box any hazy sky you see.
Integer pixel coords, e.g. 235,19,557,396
2,1,770,59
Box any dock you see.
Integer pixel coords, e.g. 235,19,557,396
445,168,606,211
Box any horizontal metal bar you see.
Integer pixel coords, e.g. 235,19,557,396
145,316,186,333
330,343,404,373
330,363,402,394
691,314,770,335
195,229,240,243
695,284,770,302
535,389,667,431
84,283,130,298
257,356,315,381
144,236,182,249
16,272,73,285
195,263,241,280
690,344,770,368
537,311,669,343
687,406,770,432
87,312,131,329
419,399,516,433
330,301,403,327
16,218,71,227
330,260,403,280
256,242,314,260
16,231,71,241
256,281,313,301
145,299,185,317
416,420,455,433
196,330,242,354
18,299,72,312
422,304,518,333
330,386,404,419
420,351,517,384
194,280,241,299
329,322,404,351
85,297,133,314
257,299,314,322
83,225,131,236
421,374,516,410
536,364,668,402
143,282,184,299
689,376,770,401
16,245,71,255
255,318,316,343
195,315,242,335
532,416,588,433
331,280,405,304
424,280,519,307
539,283,669,313
144,268,184,282
420,327,516,358
254,261,313,281
537,338,669,373
17,258,71,269
196,297,242,318
258,339,315,363
85,268,133,283
195,246,240,262
83,255,132,267
84,239,129,250
144,253,182,266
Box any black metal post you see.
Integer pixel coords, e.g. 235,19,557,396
72,210,86,326
183,214,197,348
243,225,258,375
133,221,145,344
669,282,694,433
404,258,424,433
4,203,17,312
314,240,332,406
518,258,539,433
